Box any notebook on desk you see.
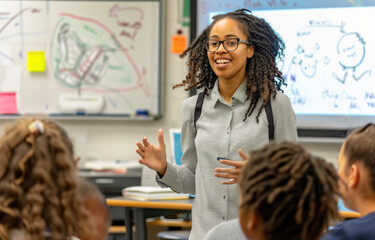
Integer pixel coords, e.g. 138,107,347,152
122,186,190,201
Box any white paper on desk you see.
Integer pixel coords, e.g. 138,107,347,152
122,186,190,201
83,160,141,171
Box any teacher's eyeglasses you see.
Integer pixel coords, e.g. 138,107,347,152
206,38,251,52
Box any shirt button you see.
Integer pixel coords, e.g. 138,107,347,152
222,217,225,220
223,196,226,199
227,132,229,134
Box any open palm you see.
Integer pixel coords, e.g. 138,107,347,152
136,129,167,175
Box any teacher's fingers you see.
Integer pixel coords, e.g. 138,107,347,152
139,158,145,165
214,168,236,178
238,149,248,161
136,148,145,158
219,159,243,168
214,168,236,174
136,141,146,152
142,137,150,147
221,179,237,185
157,129,165,148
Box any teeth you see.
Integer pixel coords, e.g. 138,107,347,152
216,59,230,64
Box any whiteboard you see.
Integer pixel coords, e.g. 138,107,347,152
0,0,163,118
255,7,375,116
196,0,375,129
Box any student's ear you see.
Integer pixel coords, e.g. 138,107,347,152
349,164,359,188
247,45,254,59
246,209,258,230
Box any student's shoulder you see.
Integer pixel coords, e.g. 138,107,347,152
321,221,349,240
321,214,375,240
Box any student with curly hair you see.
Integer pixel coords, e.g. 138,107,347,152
321,124,375,240
205,142,341,240
0,118,94,240
136,9,297,239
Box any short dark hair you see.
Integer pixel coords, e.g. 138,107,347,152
239,142,340,240
343,123,375,191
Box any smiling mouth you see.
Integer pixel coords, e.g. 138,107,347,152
215,59,231,65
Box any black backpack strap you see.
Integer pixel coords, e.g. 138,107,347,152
265,100,275,141
194,92,205,128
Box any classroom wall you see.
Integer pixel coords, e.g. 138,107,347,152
0,0,343,168
0,0,189,166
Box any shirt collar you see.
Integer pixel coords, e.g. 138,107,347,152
211,79,248,107
232,79,247,104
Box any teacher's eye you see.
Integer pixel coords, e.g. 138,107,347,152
208,41,218,47
226,39,237,47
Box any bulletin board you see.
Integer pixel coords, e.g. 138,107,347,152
0,0,163,118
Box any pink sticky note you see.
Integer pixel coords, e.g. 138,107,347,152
0,92,18,114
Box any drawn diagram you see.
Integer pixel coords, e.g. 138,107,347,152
51,10,149,95
0,1,161,116
56,22,109,87
255,7,375,116
109,4,143,46
334,31,371,84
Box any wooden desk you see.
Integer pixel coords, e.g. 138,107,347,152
340,211,360,219
106,196,360,240
337,199,361,219
106,196,194,240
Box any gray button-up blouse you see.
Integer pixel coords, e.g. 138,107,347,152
157,80,298,240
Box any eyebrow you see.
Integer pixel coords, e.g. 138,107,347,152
209,34,238,39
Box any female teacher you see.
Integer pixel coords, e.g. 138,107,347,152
136,9,298,240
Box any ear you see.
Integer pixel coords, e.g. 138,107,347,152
246,209,258,230
247,45,255,58
349,164,359,188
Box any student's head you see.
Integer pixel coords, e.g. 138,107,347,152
337,123,375,211
0,118,92,240
76,178,111,240
175,9,286,122
238,142,340,240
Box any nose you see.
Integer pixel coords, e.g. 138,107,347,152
216,42,227,53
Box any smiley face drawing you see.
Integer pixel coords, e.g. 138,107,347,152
335,32,371,83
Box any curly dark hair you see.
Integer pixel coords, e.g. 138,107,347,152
174,9,286,122
0,118,92,240
239,142,341,240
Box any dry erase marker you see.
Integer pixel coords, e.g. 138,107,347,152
217,157,226,161
136,109,149,116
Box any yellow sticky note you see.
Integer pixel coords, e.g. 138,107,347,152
27,51,46,72
171,35,187,54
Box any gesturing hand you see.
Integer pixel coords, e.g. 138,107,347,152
136,129,167,175
214,149,249,184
